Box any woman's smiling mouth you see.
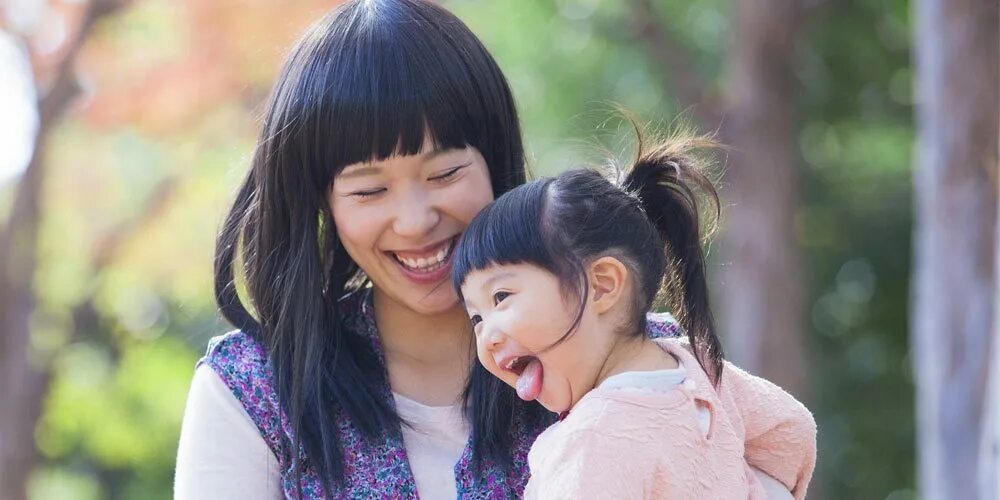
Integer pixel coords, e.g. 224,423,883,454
388,237,458,283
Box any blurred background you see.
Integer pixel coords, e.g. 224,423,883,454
0,0,996,499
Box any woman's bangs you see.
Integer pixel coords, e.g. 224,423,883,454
310,8,487,179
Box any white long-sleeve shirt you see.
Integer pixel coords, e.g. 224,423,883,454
174,365,469,499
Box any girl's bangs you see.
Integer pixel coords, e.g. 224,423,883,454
452,180,557,294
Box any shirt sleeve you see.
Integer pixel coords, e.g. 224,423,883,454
752,467,795,500
720,361,817,500
174,364,283,499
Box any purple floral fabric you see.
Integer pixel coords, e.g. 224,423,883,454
199,289,680,498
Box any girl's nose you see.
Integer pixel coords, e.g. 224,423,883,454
393,187,440,238
481,321,505,351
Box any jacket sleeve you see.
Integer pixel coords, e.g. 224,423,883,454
719,360,817,500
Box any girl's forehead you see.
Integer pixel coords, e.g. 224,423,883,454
465,267,517,288
464,263,556,291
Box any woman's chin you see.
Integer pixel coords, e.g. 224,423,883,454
401,286,462,316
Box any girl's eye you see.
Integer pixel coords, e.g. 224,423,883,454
493,291,510,305
350,188,386,199
429,165,467,182
470,314,483,326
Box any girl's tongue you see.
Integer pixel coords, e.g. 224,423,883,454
515,358,543,401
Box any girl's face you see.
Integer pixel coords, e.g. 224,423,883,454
461,263,616,413
330,139,494,316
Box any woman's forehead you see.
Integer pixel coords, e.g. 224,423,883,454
338,143,472,175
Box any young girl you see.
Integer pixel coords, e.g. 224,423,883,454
452,134,817,498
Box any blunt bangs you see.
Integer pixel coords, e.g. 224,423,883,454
452,178,558,294
263,0,523,197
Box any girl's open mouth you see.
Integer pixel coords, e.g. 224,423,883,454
501,355,544,402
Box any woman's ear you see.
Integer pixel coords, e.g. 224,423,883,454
588,256,630,315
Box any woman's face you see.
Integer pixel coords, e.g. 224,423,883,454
329,139,494,316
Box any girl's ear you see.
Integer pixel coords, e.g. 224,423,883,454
588,256,630,315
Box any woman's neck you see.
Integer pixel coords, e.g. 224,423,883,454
371,287,474,406
372,288,474,366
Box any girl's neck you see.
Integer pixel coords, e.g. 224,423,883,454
594,331,678,388
372,287,474,368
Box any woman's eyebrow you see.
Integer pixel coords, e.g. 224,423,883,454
422,146,464,162
338,147,462,179
337,165,381,179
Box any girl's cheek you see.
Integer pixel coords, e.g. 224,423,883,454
475,344,500,377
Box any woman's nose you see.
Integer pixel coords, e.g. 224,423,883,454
393,187,440,238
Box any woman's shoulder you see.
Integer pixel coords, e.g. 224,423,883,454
645,310,682,339
200,287,372,377
201,330,270,380
197,330,288,458
198,329,278,412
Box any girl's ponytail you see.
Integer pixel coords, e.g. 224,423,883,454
621,134,724,385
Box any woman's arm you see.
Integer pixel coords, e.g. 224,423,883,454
174,365,283,499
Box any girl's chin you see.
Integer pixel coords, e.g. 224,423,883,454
534,393,567,414
540,403,571,415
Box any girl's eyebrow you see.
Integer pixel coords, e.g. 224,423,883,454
480,271,515,292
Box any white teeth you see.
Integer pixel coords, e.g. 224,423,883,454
505,357,520,370
395,239,453,272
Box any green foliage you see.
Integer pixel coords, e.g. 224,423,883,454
797,0,915,497
35,336,198,499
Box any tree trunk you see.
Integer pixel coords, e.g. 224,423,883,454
0,135,49,500
911,0,999,497
0,3,125,498
0,60,83,500
720,0,808,399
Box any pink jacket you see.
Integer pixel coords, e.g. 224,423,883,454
524,338,817,499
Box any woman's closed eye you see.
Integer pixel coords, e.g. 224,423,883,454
429,164,469,182
348,187,386,199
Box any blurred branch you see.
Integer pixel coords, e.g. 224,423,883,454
40,0,128,128
2,0,129,244
625,0,722,130
92,177,179,270
70,177,180,353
